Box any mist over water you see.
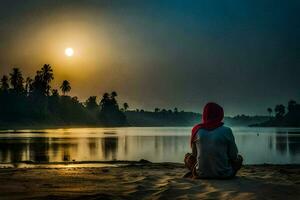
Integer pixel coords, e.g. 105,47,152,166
0,127,299,165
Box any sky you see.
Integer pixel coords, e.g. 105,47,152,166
0,0,299,116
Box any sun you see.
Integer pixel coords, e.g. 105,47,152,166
65,48,74,57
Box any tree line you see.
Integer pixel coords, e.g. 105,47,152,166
0,65,200,128
3,64,287,128
257,100,300,127
0,65,127,126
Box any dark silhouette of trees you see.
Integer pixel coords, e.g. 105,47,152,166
85,96,98,111
0,65,129,127
98,91,127,125
9,68,24,92
99,92,119,111
275,104,285,119
60,80,71,96
0,63,217,127
32,64,54,96
5,64,300,128
123,103,129,111
267,108,273,117
285,100,300,126
102,92,109,99
0,75,9,91
0,65,205,128
0,75,11,122
174,107,178,113
111,91,117,98
71,96,79,103
32,71,44,96
26,65,55,120
125,107,200,126
258,100,300,127
40,64,54,96
161,109,167,113
100,93,110,109
0,68,28,122
110,91,118,109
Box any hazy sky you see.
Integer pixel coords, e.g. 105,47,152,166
0,0,299,115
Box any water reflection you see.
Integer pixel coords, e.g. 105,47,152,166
0,127,299,164
29,138,50,162
276,132,288,155
274,131,300,156
102,137,118,160
286,132,300,156
0,139,27,162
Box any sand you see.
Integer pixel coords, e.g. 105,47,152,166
0,162,299,200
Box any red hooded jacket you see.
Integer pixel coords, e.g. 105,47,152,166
190,102,224,147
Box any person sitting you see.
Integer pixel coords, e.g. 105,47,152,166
184,102,243,179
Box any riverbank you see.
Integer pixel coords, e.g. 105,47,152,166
0,113,270,130
0,162,299,200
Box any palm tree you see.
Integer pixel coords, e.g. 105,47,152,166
111,91,117,98
110,91,119,109
40,64,54,96
9,68,24,92
267,107,273,117
103,92,109,99
274,104,285,119
100,92,110,110
0,75,9,91
85,96,98,111
60,80,71,95
174,107,178,113
123,102,129,111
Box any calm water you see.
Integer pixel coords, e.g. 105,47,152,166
0,127,299,165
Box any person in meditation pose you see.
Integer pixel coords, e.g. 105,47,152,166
184,102,243,178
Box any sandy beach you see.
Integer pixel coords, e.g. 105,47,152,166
0,162,299,200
